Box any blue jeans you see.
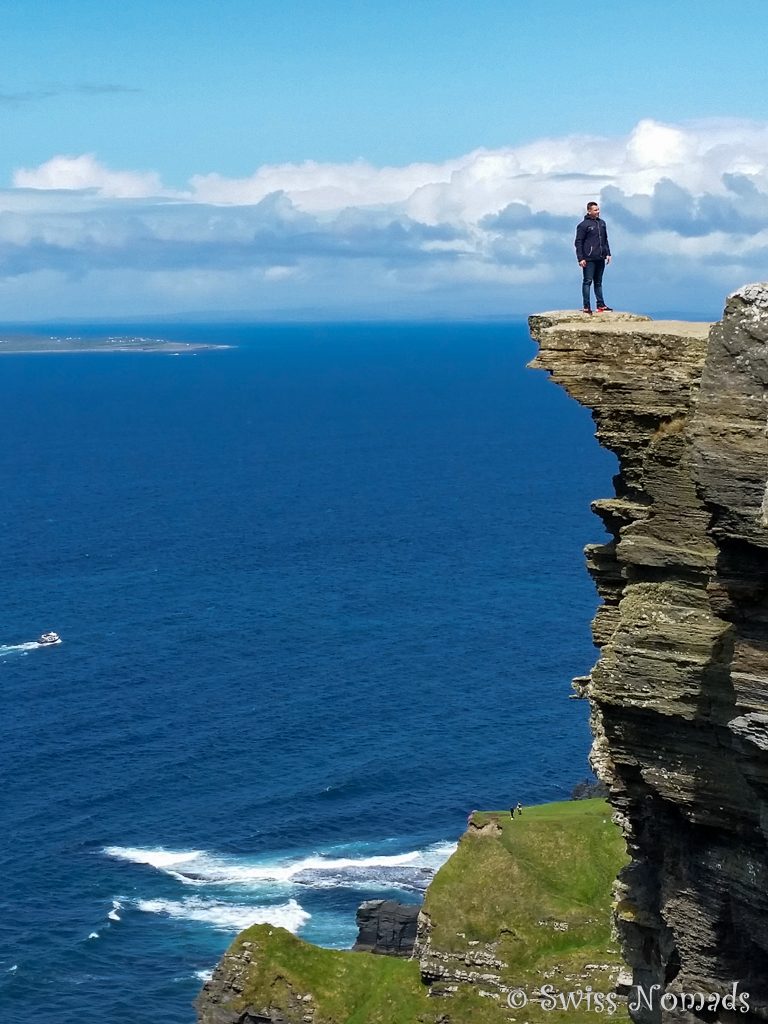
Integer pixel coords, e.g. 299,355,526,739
582,259,606,308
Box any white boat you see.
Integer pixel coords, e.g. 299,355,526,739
38,632,62,645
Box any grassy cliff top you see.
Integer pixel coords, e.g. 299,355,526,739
427,800,625,966
198,799,629,1024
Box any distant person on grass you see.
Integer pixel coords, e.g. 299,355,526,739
575,202,612,315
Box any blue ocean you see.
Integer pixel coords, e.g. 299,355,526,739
0,321,614,1024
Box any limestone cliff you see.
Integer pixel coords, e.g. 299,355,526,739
529,285,768,1022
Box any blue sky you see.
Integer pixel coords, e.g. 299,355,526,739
2,0,768,318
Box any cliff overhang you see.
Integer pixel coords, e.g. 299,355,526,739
529,286,768,1022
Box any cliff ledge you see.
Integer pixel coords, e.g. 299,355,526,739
529,286,768,1022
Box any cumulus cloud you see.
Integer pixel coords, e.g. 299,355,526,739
13,154,163,198
4,118,768,318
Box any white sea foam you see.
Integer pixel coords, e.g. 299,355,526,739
103,840,456,891
88,932,99,940
6,964,18,973
104,847,203,870
136,896,309,933
194,969,214,982
0,642,38,657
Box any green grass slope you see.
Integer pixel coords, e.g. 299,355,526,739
421,798,630,1019
199,799,629,1024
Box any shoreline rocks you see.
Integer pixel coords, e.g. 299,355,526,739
351,899,420,956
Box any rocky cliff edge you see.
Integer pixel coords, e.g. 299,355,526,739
529,286,768,1022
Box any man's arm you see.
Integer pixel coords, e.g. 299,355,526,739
603,220,611,260
574,221,586,262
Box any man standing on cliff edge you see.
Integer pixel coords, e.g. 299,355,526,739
575,202,612,314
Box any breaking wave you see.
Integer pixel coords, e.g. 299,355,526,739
101,839,454,941
137,896,309,932
104,840,455,893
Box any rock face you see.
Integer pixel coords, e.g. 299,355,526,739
196,939,306,1024
351,899,420,955
529,289,768,1022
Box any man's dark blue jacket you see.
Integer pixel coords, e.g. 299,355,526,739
575,216,611,261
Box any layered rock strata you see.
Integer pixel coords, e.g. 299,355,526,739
196,940,301,1024
529,287,768,1022
351,899,420,955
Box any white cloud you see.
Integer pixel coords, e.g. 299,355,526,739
5,118,768,318
13,153,164,199
187,156,479,213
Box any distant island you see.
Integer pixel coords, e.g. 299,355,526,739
0,333,232,354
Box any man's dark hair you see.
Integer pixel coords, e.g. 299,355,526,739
586,201,599,210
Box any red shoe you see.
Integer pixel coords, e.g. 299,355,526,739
582,307,593,315
596,305,613,312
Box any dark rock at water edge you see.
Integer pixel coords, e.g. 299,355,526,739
351,899,420,956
